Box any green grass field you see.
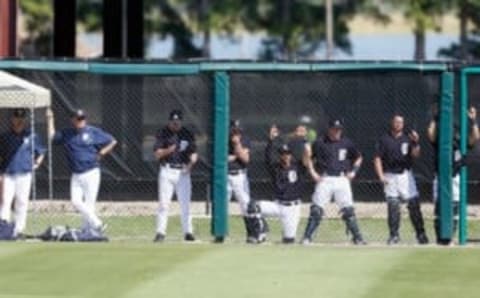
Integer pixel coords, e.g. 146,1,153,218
1,215,479,298
0,243,480,298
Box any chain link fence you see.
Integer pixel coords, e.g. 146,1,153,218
0,63,467,244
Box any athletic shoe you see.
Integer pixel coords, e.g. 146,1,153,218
417,233,429,245
387,235,400,245
353,237,367,245
300,238,312,245
184,233,196,241
153,233,165,243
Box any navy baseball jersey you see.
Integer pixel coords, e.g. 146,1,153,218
228,135,251,171
374,133,415,173
53,125,114,173
265,141,301,202
154,126,196,165
430,138,466,176
0,129,46,174
312,135,361,176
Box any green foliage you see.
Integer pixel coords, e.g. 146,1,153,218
19,0,53,56
77,0,102,32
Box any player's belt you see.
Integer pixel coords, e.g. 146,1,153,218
277,200,301,206
228,169,246,175
165,163,184,169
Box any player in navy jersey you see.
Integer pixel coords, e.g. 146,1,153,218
153,110,197,242
374,114,428,245
0,109,46,237
47,108,117,233
301,119,366,245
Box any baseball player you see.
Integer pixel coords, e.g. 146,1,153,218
227,120,255,242
255,126,303,244
373,114,428,245
47,108,117,232
427,106,479,245
301,119,366,245
153,110,197,242
0,109,46,237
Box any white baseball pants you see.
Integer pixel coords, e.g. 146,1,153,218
71,167,103,229
0,172,32,234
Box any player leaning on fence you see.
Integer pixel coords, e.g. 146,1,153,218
301,119,366,245
427,105,479,245
373,114,428,245
153,110,197,243
47,108,117,233
0,109,46,238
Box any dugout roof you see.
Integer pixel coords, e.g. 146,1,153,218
0,70,51,108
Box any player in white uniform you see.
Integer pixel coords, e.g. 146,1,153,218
0,109,46,237
374,114,428,245
256,126,303,243
47,108,117,233
154,110,198,242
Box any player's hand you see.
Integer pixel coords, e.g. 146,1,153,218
408,130,419,144
468,106,477,121
167,144,177,154
269,125,279,140
231,134,241,145
346,172,356,180
312,173,322,183
182,163,193,174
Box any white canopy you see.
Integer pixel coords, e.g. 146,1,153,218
0,70,51,108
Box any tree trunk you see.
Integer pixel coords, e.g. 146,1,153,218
200,0,210,58
459,0,468,60
414,28,426,61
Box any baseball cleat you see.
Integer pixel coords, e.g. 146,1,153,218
184,233,196,242
153,233,165,243
300,238,312,245
387,235,400,245
417,233,429,245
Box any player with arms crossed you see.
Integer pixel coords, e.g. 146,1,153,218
0,109,46,238
373,114,428,245
301,119,366,245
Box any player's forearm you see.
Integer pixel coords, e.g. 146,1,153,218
154,148,172,160
188,153,198,166
427,121,437,143
410,145,421,158
99,140,117,156
234,146,250,164
469,122,480,146
34,155,45,168
373,157,384,180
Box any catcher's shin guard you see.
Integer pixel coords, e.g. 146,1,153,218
302,204,323,241
407,198,428,244
245,201,268,243
341,206,365,244
387,197,401,238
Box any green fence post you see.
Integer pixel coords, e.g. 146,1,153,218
438,71,454,240
459,70,469,245
211,71,230,241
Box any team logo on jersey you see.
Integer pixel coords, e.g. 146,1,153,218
401,142,409,155
454,150,462,162
82,133,92,144
179,140,189,152
338,149,347,161
288,170,298,183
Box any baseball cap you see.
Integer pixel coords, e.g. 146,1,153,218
12,108,27,118
278,144,292,154
71,109,87,119
328,119,344,129
169,110,183,121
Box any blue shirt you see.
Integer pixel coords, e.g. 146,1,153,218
53,125,114,173
154,126,196,165
374,132,415,173
312,135,361,176
0,129,46,174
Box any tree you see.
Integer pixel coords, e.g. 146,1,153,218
388,0,451,60
18,0,53,56
438,0,480,60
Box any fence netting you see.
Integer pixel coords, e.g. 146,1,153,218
229,71,441,244
5,70,213,241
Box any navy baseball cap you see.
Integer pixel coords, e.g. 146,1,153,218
71,109,87,119
12,108,27,118
278,144,292,154
328,119,344,129
169,110,183,121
